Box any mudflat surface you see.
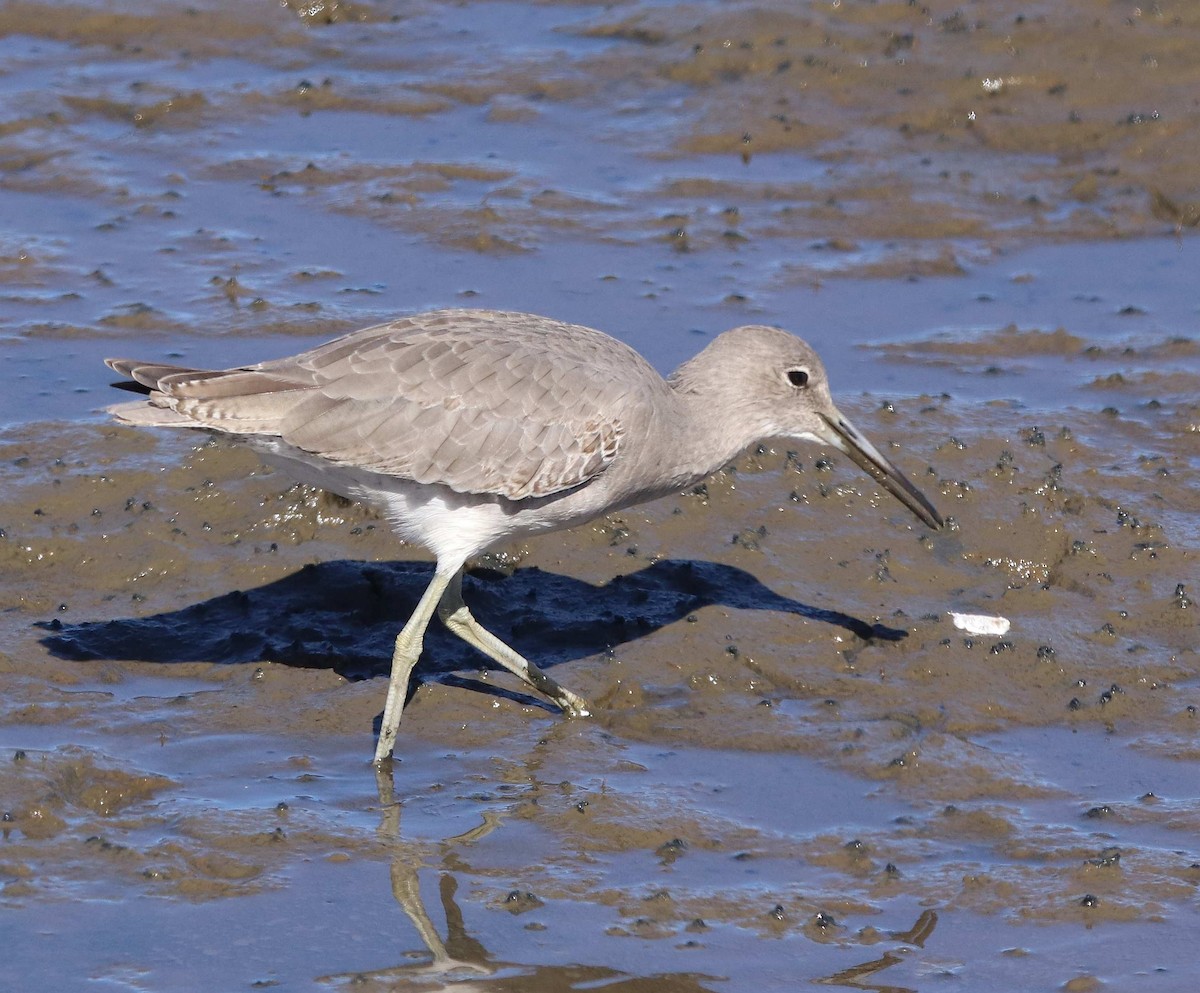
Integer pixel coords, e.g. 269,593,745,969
1,2,1198,991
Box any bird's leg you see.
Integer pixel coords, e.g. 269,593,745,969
436,571,592,719
375,563,461,764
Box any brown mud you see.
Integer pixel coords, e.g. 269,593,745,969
3,383,1197,988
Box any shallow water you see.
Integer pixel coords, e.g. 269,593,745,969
2,1,1199,990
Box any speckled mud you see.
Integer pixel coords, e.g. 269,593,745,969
1,1,1199,991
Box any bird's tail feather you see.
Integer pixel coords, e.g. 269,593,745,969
106,399,196,427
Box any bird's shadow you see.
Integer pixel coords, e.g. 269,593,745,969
37,559,906,692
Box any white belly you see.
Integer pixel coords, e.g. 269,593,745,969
251,438,604,564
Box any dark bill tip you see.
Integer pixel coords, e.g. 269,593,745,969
820,413,945,531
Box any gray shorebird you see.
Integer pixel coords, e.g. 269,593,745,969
106,309,944,762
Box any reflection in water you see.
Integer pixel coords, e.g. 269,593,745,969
316,761,727,992
815,911,939,993
321,764,497,986
317,765,940,992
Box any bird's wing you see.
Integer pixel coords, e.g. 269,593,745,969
277,311,656,500
105,358,316,435
111,311,662,501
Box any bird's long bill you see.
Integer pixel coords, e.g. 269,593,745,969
818,411,944,530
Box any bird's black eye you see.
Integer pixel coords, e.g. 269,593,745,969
787,368,809,388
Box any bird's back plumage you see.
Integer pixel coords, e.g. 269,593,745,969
107,309,667,501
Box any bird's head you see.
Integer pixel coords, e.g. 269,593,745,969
670,324,944,530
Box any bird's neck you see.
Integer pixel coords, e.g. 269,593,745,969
659,381,769,488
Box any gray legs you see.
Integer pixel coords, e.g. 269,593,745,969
374,564,460,763
373,565,591,764
437,570,591,719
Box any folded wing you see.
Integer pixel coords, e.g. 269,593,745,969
106,310,659,501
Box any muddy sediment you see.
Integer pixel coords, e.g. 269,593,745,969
2,384,1196,921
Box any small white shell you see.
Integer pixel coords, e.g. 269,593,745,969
948,612,1011,637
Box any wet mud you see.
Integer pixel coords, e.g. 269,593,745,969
3,379,1198,988
2,1,1199,990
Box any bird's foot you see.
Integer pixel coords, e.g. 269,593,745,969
559,690,592,719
